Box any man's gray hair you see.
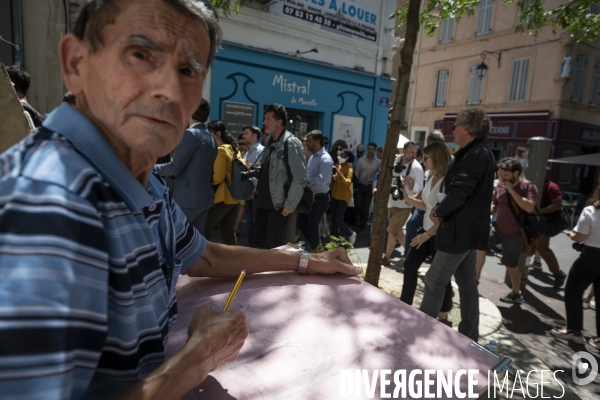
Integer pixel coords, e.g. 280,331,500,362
455,108,491,140
72,0,222,68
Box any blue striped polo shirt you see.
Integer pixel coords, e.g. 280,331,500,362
0,103,206,398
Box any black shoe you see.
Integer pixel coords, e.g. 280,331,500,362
553,274,566,289
500,290,523,304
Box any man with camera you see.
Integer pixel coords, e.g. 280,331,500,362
297,130,333,251
241,125,265,247
254,104,308,249
382,141,424,266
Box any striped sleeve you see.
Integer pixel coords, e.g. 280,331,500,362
0,177,109,399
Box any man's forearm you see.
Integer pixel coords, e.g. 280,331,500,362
187,243,299,278
509,190,536,213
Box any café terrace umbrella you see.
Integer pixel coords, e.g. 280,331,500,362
548,152,600,166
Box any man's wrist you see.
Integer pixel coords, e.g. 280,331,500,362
298,250,309,274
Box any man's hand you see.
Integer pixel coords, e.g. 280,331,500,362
307,247,361,275
402,176,414,190
372,188,377,196
185,305,249,373
410,233,430,249
281,207,294,217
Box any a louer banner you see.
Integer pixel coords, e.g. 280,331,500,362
269,0,379,43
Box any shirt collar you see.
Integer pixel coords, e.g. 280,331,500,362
42,103,154,211
314,147,324,157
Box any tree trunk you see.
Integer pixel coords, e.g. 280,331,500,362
364,0,422,286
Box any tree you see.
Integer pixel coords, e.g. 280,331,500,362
209,0,600,285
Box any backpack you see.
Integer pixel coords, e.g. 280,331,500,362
506,192,547,239
222,147,255,201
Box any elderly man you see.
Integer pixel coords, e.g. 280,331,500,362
419,108,495,341
0,1,359,399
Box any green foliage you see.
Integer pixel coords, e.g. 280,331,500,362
209,0,249,17
312,236,363,276
391,0,600,42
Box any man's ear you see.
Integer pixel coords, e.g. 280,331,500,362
59,34,87,96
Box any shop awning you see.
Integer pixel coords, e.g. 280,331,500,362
548,153,600,166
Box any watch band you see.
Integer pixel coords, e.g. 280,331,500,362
298,250,309,274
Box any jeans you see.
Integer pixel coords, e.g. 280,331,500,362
353,183,373,230
404,208,424,258
244,199,257,247
330,198,352,237
204,202,238,245
255,208,289,249
297,193,330,251
564,246,600,336
420,249,479,341
400,236,453,313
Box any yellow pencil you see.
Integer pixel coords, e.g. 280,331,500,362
222,270,246,311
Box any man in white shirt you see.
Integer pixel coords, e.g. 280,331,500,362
354,142,381,231
382,141,424,266
242,125,265,247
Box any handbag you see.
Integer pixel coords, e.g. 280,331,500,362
544,210,570,237
222,147,255,201
506,192,547,240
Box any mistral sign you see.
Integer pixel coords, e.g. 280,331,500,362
272,74,319,107
269,0,379,43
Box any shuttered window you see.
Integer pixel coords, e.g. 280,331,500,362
476,0,494,35
590,62,600,107
434,70,449,107
467,65,484,105
440,17,455,44
508,57,530,102
519,0,535,24
571,55,586,103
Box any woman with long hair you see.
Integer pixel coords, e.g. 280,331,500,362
329,139,348,165
204,120,240,245
399,142,454,321
551,184,600,347
330,149,357,245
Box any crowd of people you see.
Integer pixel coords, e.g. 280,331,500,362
1,0,598,397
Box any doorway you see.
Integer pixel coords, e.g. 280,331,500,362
286,108,320,139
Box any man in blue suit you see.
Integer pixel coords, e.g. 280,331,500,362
155,98,217,234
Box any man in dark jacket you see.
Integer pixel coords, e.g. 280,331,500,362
419,108,495,341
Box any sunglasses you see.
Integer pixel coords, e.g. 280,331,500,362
357,151,364,155
452,124,461,131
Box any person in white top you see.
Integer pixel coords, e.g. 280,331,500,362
398,142,453,321
551,184,600,347
382,141,424,266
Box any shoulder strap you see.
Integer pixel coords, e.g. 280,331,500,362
506,191,523,220
283,137,293,185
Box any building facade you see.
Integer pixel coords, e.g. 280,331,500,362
209,0,398,149
407,0,600,195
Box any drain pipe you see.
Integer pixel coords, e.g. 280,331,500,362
11,0,24,68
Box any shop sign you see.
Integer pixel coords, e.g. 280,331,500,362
269,0,379,43
223,102,255,137
488,124,513,138
583,130,600,143
273,73,318,107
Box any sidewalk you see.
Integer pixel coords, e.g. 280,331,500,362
356,261,585,399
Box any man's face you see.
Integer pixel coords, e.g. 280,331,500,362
67,0,210,159
404,145,417,162
356,145,365,158
377,148,383,158
242,129,256,146
305,136,320,153
498,169,519,185
263,112,282,135
367,145,376,156
323,139,329,149
452,123,470,147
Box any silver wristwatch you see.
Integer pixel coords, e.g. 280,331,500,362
298,250,309,274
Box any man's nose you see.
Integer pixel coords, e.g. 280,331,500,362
152,65,185,103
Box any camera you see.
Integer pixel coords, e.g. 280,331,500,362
389,176,404,201
393,163,406,174
572,242,584,252
240,166,261,181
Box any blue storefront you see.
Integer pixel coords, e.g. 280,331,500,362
209,44,392,150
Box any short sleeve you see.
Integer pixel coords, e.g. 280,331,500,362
169,198,206,273
574,207,593,235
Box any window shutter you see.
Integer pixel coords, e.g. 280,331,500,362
440,17,454,44
590,62,600,107
468,65,483,105
476,0,494,35
571,55,586,103
435,70,449,107
509,57,530,102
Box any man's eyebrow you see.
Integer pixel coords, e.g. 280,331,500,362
184,53,206,75
129,35,167,52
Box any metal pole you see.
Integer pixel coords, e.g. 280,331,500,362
11,0,24,68
525,137,552,208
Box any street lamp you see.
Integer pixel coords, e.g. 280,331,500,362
476,50,502,79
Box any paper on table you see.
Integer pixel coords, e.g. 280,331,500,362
167,273,498,399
